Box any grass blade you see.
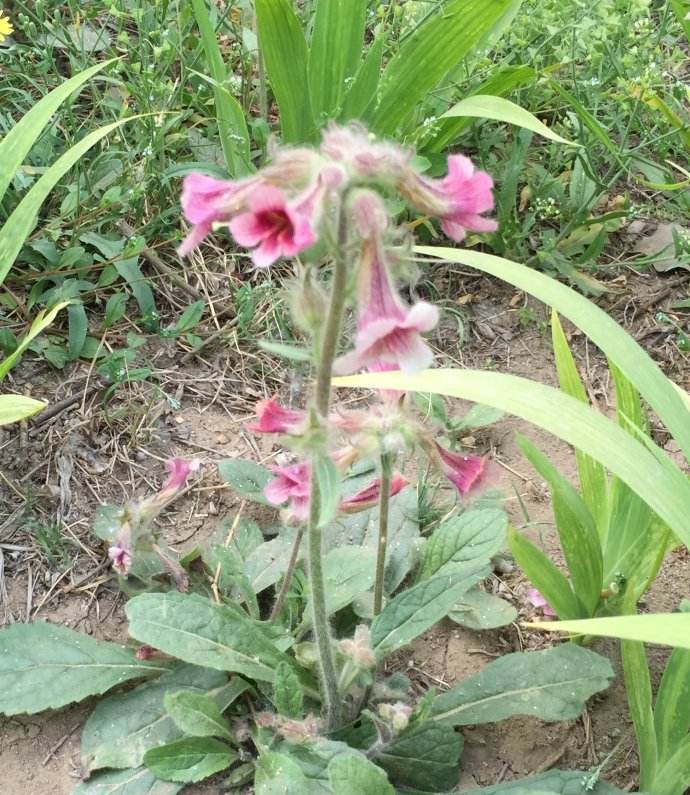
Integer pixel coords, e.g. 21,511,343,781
524,613,690,648
369,0,522,136
414,246,690,463
654,646,690,765
0,59,114,204
0,119,136,287
0,395,47,426
308,0,367,124
0,301,69,378
256,0,314,143
190,0,250,176
621,638,658,790
340,37,384,124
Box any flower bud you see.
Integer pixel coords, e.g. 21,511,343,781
288,265,329,336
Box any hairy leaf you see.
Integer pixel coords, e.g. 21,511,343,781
272,661,304,719
329,753,394,795
143,737,234,783
0,622,167,716
431,645,613,726
254,751,312,794
470,769,635,793
218,458,273,504
71,767,183,795
164,690,233,740
448,588,517,630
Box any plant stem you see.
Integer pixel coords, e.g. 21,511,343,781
307,202,350,730
270,527,304,621
373,453,393,615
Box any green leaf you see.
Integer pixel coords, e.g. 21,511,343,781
340,37,384,123
0,622,167,716
518,436,603,616
333,367,690,556
448,588,517,630
272,661,304,719
244,531,298,594
654,645,690,765
0,394,47,426
255,0,314,143
551,311,609,530
255,751,312,794
670,0,690,39
309,0,367,123
441,94,577,146
218,458,273,504
125,592,293,682
412,246,690,463
456,403,505,431
68,302,88,359
375,722,461,792
431,645,613,726
0,301,69,379
164,690,233,740
113,257,155,319
314,453,339,527
528,613,690,649
0,118,136,287
370,0,522,135
621,640,657,790
0,59,114,205
372,571,488,657
143,737,234,783
469,769,634,793
81,664,229,772
508,527,584,620
328,753,394,795
71,767,184,795
190,0,250,175
654,734,690,795
417,509,507,582
258,340,312,362
172,300,205,335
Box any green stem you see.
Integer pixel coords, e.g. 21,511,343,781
269,527,304,621
373,454,393,616
307,202,350,730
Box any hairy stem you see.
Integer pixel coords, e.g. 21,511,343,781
373,454,393,615
269,527,304,621
307,203,350,730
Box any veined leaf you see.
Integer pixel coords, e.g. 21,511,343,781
413,247,690,462
340,37,384,123
71,766,184,795
431,645,613,726
143,737,234,783
255,0,314,143
0,394,47,426
309,0,367,123
0,118,137,287
655,645,690,765
255,751,312,794
334,368,690,555
468,769,635,793
218,458,273,504
164,690,233,740
329,753,395,795
528,613,690,649
448,588,517,630
0,59,115,204
0,622,168,716
621,639,657,790
370,0,522,135
272,661,304,720
441,94,577,145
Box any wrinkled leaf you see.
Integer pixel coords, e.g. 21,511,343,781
431,645,612,726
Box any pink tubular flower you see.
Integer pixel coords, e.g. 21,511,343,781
247,397,305,435
398,154,497,242
434,443,494,497
334,239,439,375
229,184,316,268
526,588,557,619
321,123,410,181
108,540,132,575
177,172,260,256
161,458,201,497
264,461,311,522
340,472,408,514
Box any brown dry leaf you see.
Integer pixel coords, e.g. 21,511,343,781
456,294,474,305
633,223,689,272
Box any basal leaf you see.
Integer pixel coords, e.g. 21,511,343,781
431,645,613,726
448,588,517,630
164,690,233,740
272,661,304,719
125,592,292,683
254,751,312,794
469,769,636,793
218,458,273,504
0,621,167,716
328,753,394,795
371,570,488,658
143,737,234,783
375,721,461,792
71,767,184,795
81,664,228,772
417,509,507,582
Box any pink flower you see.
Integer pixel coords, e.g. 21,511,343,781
340,473,408,513
526,588,557,618
229,184,316,268
264,461,311,522
161,458,201,497
434,443,494,497
177,172,260,256
334,239,438,375
398,154,497,242
247,397,305,435
321,123,410,181
108,542,132,575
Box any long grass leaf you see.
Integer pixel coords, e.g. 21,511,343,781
654,646,690,765
621,639,658,790
340,37,384,124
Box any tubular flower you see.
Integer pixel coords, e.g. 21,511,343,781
340,472,408,514
247,397,305,435
108,535,133,575
334,238,438,375
177,173,260,256
526,588,557,619
161,458,201,498
321,123,410,182
264,461,311,522
433,442,494,497
398,154,497,242
229,184,316,268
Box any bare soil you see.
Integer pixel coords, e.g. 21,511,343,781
0,262,688,794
